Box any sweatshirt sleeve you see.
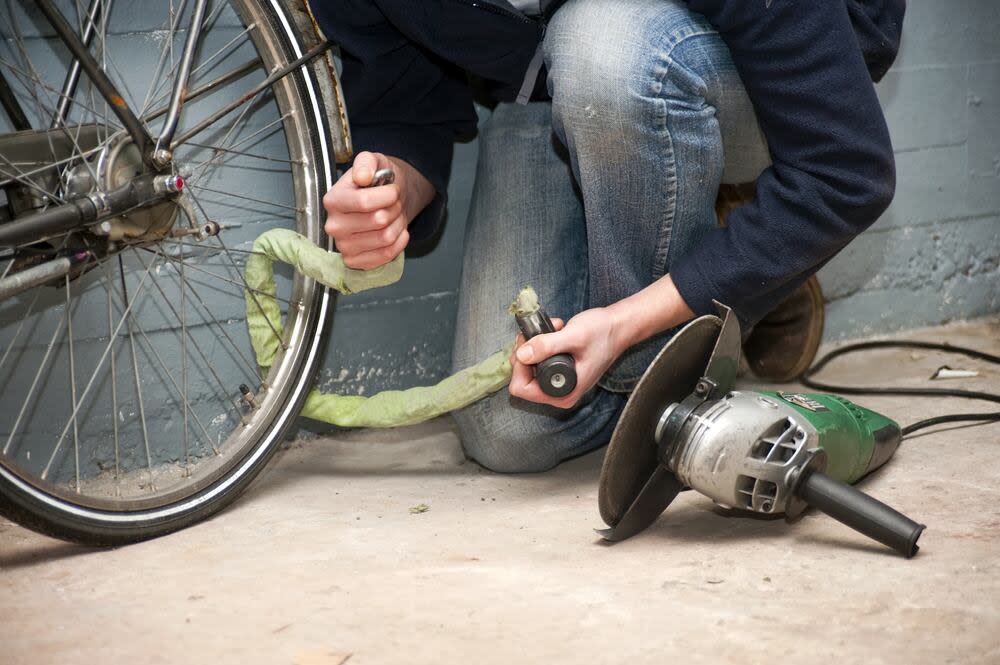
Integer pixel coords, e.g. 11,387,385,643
308,0,479,244
671,0,901,327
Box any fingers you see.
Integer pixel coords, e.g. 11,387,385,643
325,177,400,218
322,151,410,269
508,317,583,409
343,228,409,270
515,324,576,366
337,212,406,256
327,203,404,246
509,368,582,409
350,150,391,188
508,344,535,393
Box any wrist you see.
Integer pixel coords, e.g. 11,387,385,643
387,156,436,222
606,274,696,352
606,301,642,356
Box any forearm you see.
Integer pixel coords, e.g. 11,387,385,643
607,274,696,353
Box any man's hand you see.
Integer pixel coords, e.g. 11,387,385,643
508,275,696,409
323,151,435,270
508,308,626,410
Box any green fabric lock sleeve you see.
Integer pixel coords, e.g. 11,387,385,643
243,228,515,428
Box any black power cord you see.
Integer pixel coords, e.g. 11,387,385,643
800,340,1000,437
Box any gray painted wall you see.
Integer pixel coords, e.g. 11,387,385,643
324,0,1000,398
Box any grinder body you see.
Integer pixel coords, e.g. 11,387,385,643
598,304,925,556
667,390,901,516
662,389,923,556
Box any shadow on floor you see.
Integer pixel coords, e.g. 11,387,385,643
0,539,102,570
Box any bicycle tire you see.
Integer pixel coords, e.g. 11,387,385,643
0,0,347,545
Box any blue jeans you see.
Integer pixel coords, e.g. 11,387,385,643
452,0,771,472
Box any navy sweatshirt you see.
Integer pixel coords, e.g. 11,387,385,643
310,0,905,328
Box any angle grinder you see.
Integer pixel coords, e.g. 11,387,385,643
597,303,926,557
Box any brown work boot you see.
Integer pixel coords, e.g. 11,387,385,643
743,276,825,382
713,183,825,383
715,183,757,227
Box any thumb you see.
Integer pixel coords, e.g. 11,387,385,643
351,151,380,187
516,330,571,364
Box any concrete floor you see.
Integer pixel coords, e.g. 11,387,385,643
2,317,999,665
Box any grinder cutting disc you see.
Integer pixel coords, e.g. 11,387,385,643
598,305,740,538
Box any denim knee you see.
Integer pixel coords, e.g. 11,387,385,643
453,388,624,474
452,396,565,473
544,0,719,138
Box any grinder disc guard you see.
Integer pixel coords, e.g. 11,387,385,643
597,304,741,540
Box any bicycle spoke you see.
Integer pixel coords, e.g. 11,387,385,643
157,238,267,257
180,252,190,471
41,252,160,479
0,68,30,130
0,56,124,133
3,307,71,456
140,244,292,381
2,2,49,124
183,96,277,184
95,48,147,134
141,2,254,124
57,102,101,193
170,39,329,151
200,0,229,35
65,274,82,492
1,17,102,189
52,0,104,128
0,152,66,204
181,139,297,166
94,0,114,137
129,319,221,460
142,58,262,125
120,254,154,489
139,243,294,307
187,183,302,213
2,250,99,458
131,247,248,425
138,0,191,118
111,260,221,460
0,289,41,375
183,271,263,378
140,247,293,316
188,112,289,183
187,23,257,83
0,142,108,190
105,259,121,496
155,0,211,152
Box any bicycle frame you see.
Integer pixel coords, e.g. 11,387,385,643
34,0,210,167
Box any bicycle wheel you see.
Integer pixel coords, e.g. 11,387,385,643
0,0,348,544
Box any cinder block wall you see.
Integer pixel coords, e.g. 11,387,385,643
323,0,1000,396
817,0,1000,338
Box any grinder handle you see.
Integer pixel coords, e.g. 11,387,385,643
797,470,925,558
515,309,577,398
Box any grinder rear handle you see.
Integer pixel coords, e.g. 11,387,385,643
796,469,925,557
515,308,578,398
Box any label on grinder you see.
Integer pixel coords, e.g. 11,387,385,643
778,392,829,412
